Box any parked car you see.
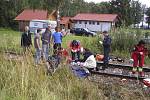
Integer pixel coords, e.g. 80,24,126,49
29,20,57,34
70,28,96,36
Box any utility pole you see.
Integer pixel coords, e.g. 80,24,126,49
57,9,60,27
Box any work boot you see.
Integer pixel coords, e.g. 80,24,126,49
139,71,145,77
132,67,137,74
132,71,135,74
131,71,138,77
138,67,144,77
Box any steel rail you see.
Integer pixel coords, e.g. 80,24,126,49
97,62,150,72
91,71,145,80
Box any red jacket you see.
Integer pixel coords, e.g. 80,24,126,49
70,41,81,52
131,44,148,59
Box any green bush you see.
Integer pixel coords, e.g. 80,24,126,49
110,28,143,53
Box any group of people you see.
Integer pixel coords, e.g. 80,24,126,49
21,25,66,65
69,31,111,73
21,25,148,77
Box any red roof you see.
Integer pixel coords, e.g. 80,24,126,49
71,13,118,22
60,17,71,24
15,9,48,21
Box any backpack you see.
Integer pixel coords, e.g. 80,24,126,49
46,55,60,74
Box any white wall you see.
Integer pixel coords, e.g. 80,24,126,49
74,20,112,32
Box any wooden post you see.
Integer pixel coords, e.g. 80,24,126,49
57,9,60,27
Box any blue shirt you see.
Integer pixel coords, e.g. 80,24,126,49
52,32,63,44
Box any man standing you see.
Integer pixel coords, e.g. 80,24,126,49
41,26,51,61
52,26,66,54
21,26,32,53
34,29,42,65
99,31,111,70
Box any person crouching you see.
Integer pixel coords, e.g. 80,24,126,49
70,40,81,61
81,48,96,73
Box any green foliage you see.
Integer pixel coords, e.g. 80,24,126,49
0,54,103,100
110,28,143,52
131,0,143,25
62,35,102,54
0,28,22,53
146,7,150,28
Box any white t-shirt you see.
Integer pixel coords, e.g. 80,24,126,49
83,55,96,68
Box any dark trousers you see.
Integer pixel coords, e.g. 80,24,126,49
53,43,61,54
103,47,110,65
71,51,80,61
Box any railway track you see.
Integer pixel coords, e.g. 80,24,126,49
96,62,150,72
90,62,150,80
91,70,145,80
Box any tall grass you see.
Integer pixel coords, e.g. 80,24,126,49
0,29,104,100
0,53,105,100
0,28,150,100
63,35,101,54
110,28,143,53
0,29,22,53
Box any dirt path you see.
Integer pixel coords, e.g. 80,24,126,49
4,52,23,61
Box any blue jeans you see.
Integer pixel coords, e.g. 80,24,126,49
42,44,49,60
35,48,41,64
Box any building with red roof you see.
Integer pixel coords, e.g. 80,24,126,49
15,9,57,31
71,13,118,32
60,17,72,29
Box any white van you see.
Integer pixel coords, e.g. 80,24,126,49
29,20,57,34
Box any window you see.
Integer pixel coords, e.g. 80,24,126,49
85,21,87,24
43,23,48,28
97,22,99,25
92,21,95,25
74,21,77,24
34,23,38,26
79,21,82,24
89,21,91,24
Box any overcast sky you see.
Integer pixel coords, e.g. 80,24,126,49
84,0,150,7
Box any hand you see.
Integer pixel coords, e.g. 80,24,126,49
99,41,103,44
38,48,42,51
140,52,143,55
72,49,77,52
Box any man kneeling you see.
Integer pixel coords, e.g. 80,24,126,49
80,48,96,73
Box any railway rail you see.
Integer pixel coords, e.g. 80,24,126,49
91,70,145,80
90,62,150,80
97,62,150,72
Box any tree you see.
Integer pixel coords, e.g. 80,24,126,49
109,0,132,26
97,2,111,14
146,7,150,28
131,0,143,27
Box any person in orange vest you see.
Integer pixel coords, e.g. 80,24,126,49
131,40,148,77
